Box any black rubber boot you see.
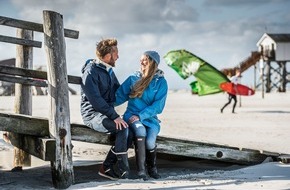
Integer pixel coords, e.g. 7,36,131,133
116,153,130,179
98,146,119,180
146,146,161,179
134,137,148,180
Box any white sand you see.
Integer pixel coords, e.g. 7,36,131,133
1,91,290,189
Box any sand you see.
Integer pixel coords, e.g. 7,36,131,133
0,90,290,189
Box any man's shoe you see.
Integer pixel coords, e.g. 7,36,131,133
98,164,119,180
137,172,149,181
119,170,129,179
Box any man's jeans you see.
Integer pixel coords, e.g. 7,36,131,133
84,114,128,153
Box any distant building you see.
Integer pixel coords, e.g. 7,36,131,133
257,33,290,61
256,33,290,92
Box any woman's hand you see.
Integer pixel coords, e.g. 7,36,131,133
128,115,140,124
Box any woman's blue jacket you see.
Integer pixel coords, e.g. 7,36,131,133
115,70,168,133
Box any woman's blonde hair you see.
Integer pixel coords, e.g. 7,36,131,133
130,56,158,98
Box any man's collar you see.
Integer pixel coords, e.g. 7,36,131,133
95,58,112,71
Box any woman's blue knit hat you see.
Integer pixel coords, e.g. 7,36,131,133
144,51,160,65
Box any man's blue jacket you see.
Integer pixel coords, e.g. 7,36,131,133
81,59,120,122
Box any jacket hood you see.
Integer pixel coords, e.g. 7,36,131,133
81,59,94,74
82,59,107,74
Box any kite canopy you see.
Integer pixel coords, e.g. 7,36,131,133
164,49,230,96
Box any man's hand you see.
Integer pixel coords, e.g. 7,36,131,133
114,117,128,130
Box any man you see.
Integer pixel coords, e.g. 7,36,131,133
221,69,241,113
80,38,129,180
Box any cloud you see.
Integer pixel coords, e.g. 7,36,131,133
203,0,283,7
10,0,197,36
1,0,289,90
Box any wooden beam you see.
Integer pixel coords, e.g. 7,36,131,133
0,112,49,136
0,35,42,48
70,124,111,144
156,136,268,165
0,74,47,87
0,16,79,39
0,65,81,84
0,112,111,145
0,65,47,79
7,133,55,161
0,112,279,165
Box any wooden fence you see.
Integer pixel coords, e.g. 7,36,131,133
0,11,78,189
0,11,281,189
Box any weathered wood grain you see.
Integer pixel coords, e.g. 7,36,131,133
0,65,81,84
43,10,74,189
0,16,79,39
0,74,47,87
0,35,42,47
12,28,34,167
7,133,55,161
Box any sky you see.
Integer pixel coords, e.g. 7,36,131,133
0,0,289,91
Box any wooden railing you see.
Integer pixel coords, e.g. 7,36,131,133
221,51,261,76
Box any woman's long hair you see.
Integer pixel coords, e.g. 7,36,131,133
130,56,157,98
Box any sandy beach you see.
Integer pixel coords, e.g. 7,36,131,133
0,90,290,189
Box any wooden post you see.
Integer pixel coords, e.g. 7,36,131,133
259,58,265,99
254,64,256,90
265,61,271,93
12,29,33,169
261,67,265,98
43,10,74,188
280,61,287,92
238,74,241,107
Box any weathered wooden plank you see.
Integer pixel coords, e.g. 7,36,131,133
156,136,267,165
0,35,42,47
0,112,279,165
0,65,47,79
43,10,74,189
6,133,55,161
0,112,49,136
0,112,111,144
0,74,47,87
0,16,79,39
70,124,111,144
0,65,81,84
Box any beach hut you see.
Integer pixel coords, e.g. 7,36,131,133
256,33,290,92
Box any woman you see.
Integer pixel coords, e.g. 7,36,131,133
115,51,168,180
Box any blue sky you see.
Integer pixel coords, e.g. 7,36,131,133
0,0,289,91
